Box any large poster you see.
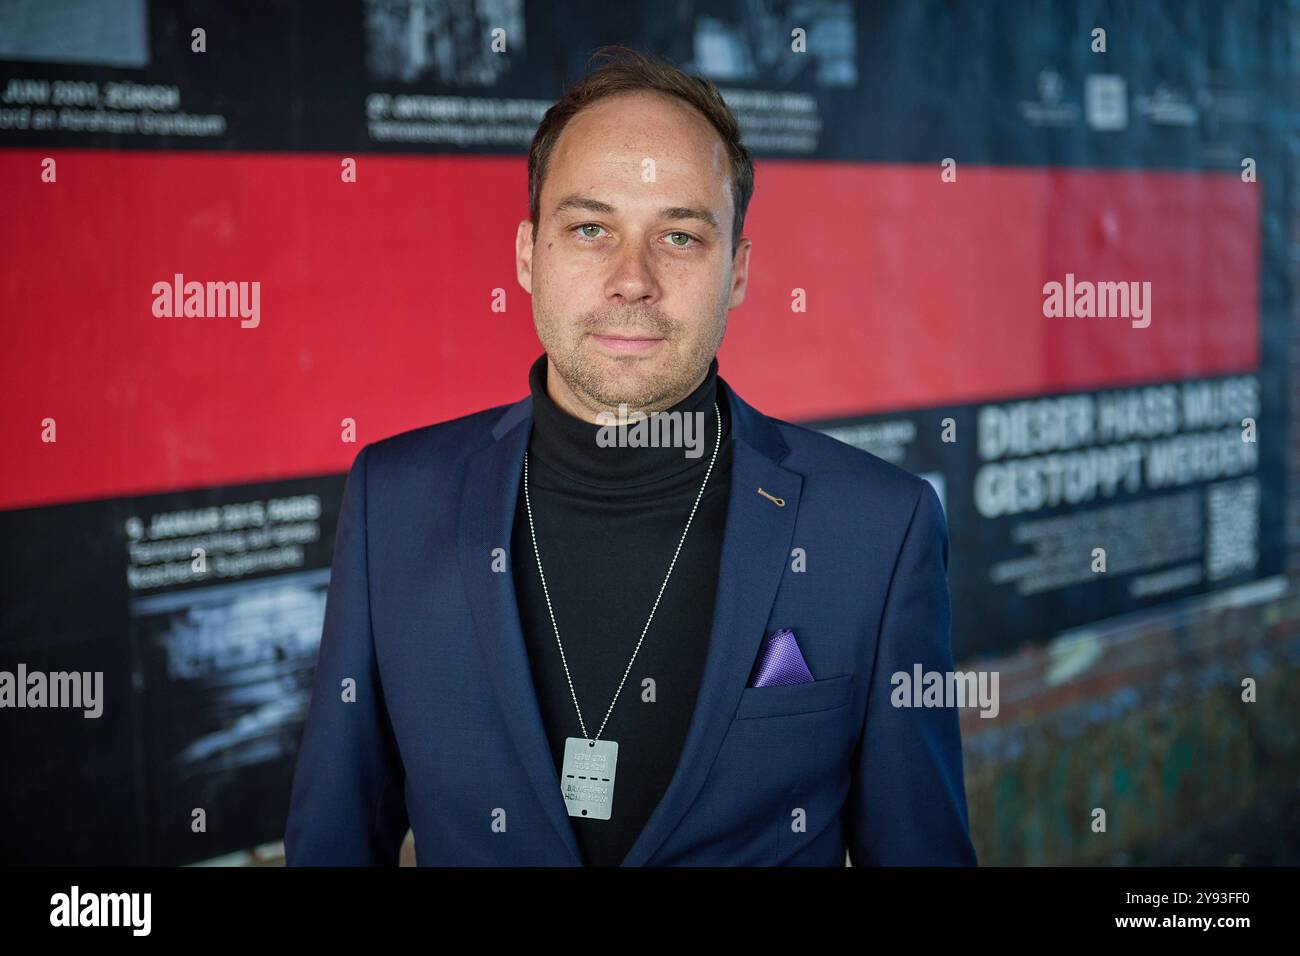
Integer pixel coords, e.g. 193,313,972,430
0,0,1291,862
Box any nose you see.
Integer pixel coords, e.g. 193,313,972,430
604,241,660,306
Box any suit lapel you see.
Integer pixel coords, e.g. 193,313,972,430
456,380,803,868
457,396,585,865
619,380,803,865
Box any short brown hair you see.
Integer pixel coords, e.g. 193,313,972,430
527,45,754,255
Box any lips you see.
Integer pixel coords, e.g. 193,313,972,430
590,332,664,355
592,330,660,340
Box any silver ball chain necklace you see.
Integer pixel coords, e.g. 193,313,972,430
522,400,722,821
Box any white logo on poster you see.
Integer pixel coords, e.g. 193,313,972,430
1019,69,1079,127
1085,74,1128,130
1039,69,1063,104
1134,84,1198,127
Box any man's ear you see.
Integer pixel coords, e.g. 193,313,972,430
515,219,535,294
728,236,752,309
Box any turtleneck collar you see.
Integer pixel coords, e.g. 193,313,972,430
525,353,731,487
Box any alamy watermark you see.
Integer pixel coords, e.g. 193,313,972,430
0,664,103,718
891,664,999,718
1043,272,1151,328
151,272,260,328
50,886,150,935
595,405,707,459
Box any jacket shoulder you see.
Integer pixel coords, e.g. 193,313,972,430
360,401,519,478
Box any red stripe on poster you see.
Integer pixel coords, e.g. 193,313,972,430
0,150,1258,509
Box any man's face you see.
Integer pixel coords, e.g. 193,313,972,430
516,90,752,416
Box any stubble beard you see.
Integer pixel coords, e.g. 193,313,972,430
538,306,724,414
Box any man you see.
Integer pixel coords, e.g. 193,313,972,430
284,47,977,866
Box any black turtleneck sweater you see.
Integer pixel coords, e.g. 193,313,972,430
510,353,734,867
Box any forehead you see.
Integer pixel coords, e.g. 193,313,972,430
545,91,732,209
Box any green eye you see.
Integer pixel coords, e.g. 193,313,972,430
667,232,695,247
577,224,603,239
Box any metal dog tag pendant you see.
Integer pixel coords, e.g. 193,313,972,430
561,737,618,820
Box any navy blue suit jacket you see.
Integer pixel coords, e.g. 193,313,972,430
284,377,978,865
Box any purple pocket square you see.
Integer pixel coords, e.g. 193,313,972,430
748,628,815,687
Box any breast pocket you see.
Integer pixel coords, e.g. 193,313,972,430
734,674,854,720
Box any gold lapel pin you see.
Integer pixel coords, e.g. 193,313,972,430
756,487,785,507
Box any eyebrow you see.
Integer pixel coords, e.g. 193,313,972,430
552,194,721,232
